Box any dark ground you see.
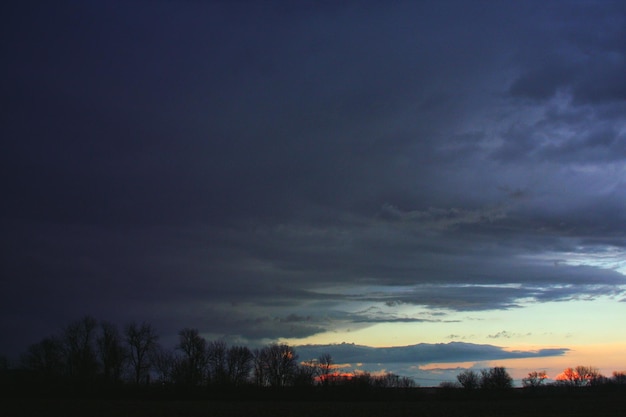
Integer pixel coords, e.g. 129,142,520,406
4,391,626,417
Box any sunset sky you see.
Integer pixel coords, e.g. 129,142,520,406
2,0,625,386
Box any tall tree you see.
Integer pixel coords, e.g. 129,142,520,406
63,316,98,382
152,346,176,384
97,321,126,384
207,340,228,386
317,353,334,386
256,344,298,388
176,328,207,386
252,347,266,387
226,345,253,386
22,336,65,381
124,321,158,385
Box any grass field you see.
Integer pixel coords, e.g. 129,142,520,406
4,393,626,417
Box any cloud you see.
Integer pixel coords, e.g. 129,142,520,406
379,204,508,230
2,0,626,358
487,331,531,339
507,1,626,105
295,342,570,365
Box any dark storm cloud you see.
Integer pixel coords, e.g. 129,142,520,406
508,0,626,104
2,0,625,357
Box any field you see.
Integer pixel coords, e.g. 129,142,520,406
4,392,626,417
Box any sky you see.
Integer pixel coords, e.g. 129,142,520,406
2,0,625,386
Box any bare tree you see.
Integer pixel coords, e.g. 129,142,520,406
556,366,602,387
97,321,126,384
292,360,317,387
254,344,298,387
522,370,548,388
176,328,207,386
317,353,334,386
480,367,513,390
252,347,267,387
375,372,400,388
22,336,65,380
575,365,603,386
226,345,253,386
206,340,228,386
125,321,158,385
63,316,98,382
152,346,176,384
457,369,480,390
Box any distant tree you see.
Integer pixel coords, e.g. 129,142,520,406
124,321,158,384
62,316,99,382
480,367,513,390
226,345,253,386
176,328,207,386
375,372,399,388
97,321,126,384
399,375,417,388
556,366,603,387
575,365,603,386
22,336,65,380
556,367,581,387
350,371,373,390
372,372,416,388
612,371,626,385
522,370,548,388
439,380,461,389
457,369,480,390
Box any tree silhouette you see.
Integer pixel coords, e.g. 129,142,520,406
479,367,513,390
226,345,253,386
62,316,98,382
457,369,480,390
21,336,65,381
97,321,126,384
207,340,228,386
255,344,298,387
316,353,334,386
125,321,158,385
152,346,176,384
575,365,603,386
522,370,548,388
176,328,207,386
556,366,603,387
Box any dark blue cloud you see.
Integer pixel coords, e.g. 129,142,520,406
1,0,625,359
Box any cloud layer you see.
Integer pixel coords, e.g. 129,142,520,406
1,1,625,357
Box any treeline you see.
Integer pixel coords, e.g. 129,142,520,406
1,316,416,399
438,366,626,393
3,316,626,400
